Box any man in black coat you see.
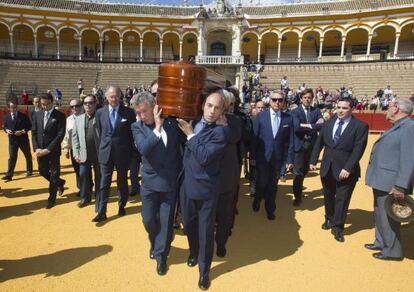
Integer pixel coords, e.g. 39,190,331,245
32,93,66,209
310,98,368,242
2,101,33,181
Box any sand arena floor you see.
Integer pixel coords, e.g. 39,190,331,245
0,132,413,291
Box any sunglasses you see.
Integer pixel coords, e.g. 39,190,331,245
271,98,285,103
70,105,81,108
83,102,95,105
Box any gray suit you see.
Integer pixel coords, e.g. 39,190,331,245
72,113,101,203
365,117,414,258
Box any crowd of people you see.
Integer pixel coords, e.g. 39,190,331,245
2,80,414,290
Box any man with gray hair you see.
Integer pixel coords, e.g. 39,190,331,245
92,85,136,222
365,97,414,261
131,91,185,275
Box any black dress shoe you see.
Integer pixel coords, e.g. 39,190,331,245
45,201,55,209
118,206,126,217
364,244,382,251
372,252,403,261
77,199,91,208
252,199,260,212
187,255,198,267
267,213,275,221
129,191,137,197
1,175,12,181
76,191,81,197
331,229,344,242
57,180,66,197
198,275,210,290
149,248,155,260
293,198,302,206
156,260,167,276
216,245,227,258
92,213,107,222
321,220,332,230
249,193,255,197
26,171,33,177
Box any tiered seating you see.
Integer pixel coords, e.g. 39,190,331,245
261,60,414,98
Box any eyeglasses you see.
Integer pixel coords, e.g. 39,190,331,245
70,105,81,108
83,102,95,105
271,98,285,103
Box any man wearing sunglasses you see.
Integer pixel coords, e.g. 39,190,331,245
251,90,294,220
63,99,83,195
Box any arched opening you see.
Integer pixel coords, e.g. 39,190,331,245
13,24,34,58
142,32,159,62
207,29,232,55
399,23,414,58
371,25,395,60
123,31,140,62
280,31,299,61
261,32,278,63
37,26,57,59
241,32,258,63
182,32,197,62
322,29,343,61
301,30,320,61
59,27,79,60
0,23,10,56
162,32,180,61
81,29,99,61
345,28,369,61
102,30,120,61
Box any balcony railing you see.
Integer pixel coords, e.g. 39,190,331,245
196,55,244,65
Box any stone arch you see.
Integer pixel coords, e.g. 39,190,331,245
241,30,260,39
59,27,79,60
280,30,300,61
122,30,140,62
345,24,372,36
241,32,259,62
0,22,10,56
12,24,35,57
182,32,197,61
142,31,160,62
102,30,120,61
162,31,180,61
81,28,100,60
121,29,141,39
36,25,58,58
161,30,181,40
11,22,34,33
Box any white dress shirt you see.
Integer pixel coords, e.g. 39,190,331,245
153,127,168,147
270,108,281,138
332,116,352,140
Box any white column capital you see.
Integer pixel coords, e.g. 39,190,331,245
140,38,143,43
395,32,401,38
9,31,13,37
33,33,37,38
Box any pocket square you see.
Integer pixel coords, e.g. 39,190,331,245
121,118,127,122
283,125,289,128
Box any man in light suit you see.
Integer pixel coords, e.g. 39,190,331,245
72,95,100,208
177,88,228,290
365,98,414,261
251,90,294,220
291,89,324,206
92,86,136,222
32,93,66,209
310,98,368,242
132,92,185,276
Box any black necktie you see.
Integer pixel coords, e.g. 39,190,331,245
333,120,344,144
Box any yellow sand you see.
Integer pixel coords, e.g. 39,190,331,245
0,132,413,291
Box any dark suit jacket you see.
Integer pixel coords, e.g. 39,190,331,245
310,116,368,181
32,109,66,154
4,111,31,143
292,105,323,151
219,113,242,193
181,121,227,200
132,118,185,193
95,105,136,165
251,109,294,166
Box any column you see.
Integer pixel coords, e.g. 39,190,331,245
33,33,38,58
179,39,183,61
56,34,60,60
197,22,203,57
9,32,14,57
119,38,123,62
159,38,163,62
393,32,400,58
139,38,143,61
319,37,324,60
366,34,372,57
340,35,346,60
78,35,82,60
297,37,302,61
257,39,261,62
99,37,103,61
277,38,282,62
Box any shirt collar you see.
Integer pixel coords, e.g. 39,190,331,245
337,116,352,124
108,105,120,112
45,108,54,115
302,104,310,111
270,108,280,117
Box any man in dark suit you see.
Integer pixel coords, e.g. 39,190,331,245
177,88,228,290
251,90,294,220
310,98,368,242
365,98,414,261
215,90,242,259
32,93,66,209
132,92,184,276
2,101,33,181
93,85,136,222
28,96,42,122
291,89,324,206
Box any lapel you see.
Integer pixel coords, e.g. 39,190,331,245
274,111,285,140
114,106,123,133
326,117,336,147
298,106,307,122
375,118,408,144
43,109,54,132
10,112,17,127
264,109,273,139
